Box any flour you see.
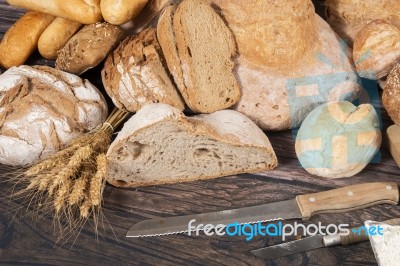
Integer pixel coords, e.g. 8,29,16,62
366,220,400,266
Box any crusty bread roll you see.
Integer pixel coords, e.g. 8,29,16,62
0,11,55,69
353,20,400,80
296,101,381,179
56,22,125,75
6,0,102,24
38,17,82,59
383,62,400,126
0,65,108,166
106,103,277,188
102,28,185,112
208,0,360,130
100,0,149,25
325,0,400,46
157,0,241,113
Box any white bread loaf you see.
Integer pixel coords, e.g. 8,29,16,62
0,65,108,166
106,103,277,187
295,101,381,178
102,28,185,112
208,0,360,131
353,20,400,80
325,0,400,46
157,0,241,114
100,0,149,25
6,0,102,24
0,11,55,69
38,17,82,60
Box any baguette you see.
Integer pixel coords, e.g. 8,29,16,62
0,11,55,69
6,0,102,24
106,103,277,187
38,17,82,59
100,0,149,25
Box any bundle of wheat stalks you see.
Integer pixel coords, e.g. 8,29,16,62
12,108,128,239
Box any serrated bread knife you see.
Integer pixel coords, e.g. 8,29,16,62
126,182,399,237
251,218,400,259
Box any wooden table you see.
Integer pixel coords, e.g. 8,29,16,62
0,1,399,265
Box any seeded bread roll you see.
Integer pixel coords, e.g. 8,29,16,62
383,63,400,126
0,11,55,69
100,0,149,25
6,0,102,24
106,103,277,188
38,17,82,59
158,0,241,113
102,28,185,112
56,22,125,75
353,20,400,80
0,65,108,166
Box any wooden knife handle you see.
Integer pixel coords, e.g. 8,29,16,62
296,182,399,220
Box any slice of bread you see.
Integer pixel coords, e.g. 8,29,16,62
102,28,185,112
106,103,277,187
157,0,241,113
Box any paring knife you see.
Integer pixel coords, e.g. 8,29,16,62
126,182,399,237
251,218,400,259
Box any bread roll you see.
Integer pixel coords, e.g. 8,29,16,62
0,11,55,69
296,101,381,178
6,0,102,24
383,63,400,126
353,20,400,80
102,28,185,112
38,17,82,59
100,0,149,25
106,103,277,188
56,22,125,75
209,0,360,130
0,65,108,166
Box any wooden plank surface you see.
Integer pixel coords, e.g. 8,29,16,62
0,0,400,265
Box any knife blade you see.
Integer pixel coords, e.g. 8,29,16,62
251,218,400,259
126,182,399,237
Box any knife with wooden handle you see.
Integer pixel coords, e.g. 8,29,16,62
251,218,400,259
126,182,399,237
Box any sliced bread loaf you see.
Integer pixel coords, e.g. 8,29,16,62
157,0,241,113
102,28,185,112
106,103,277,187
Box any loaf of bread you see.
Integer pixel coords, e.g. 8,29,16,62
38,17,82,59
56,22,125,75
6,0,102,24
296,101,381,178
353,20,400,80
383,63,400,126
325,0,400,46
106,103,277,187
102,28,185,112
0,11,54,69
208,0,360,130
0,65,108,166
100,0,149,25
157,0,241,113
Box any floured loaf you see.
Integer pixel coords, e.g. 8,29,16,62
106,103,277,187
102,28,185,112
0,65,108,166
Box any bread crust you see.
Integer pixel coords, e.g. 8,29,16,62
6,0,102,24
100,0,149,25
0,11,55,69
38,17,82,59
383,63,400,126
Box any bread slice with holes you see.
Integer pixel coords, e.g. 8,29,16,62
106,103,277,187
157,0,241,113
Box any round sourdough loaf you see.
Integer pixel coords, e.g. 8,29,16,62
0,65,108,166
383,62,400,126
209,0,360,130
295,101,381,178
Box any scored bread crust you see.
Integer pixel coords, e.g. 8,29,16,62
102,28,185,112
106,103,278,188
